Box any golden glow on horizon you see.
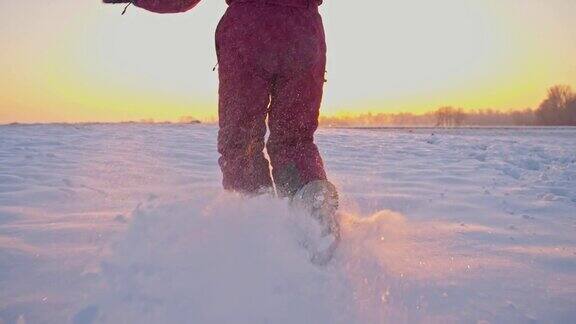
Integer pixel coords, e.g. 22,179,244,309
1,0,575,123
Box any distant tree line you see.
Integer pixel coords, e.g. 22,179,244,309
319,112,435,127
432,107,537,126
434,107,466,126
319,85,576,127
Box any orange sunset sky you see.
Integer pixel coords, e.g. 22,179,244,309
1,0,575,123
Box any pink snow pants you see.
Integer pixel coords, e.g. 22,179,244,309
216,2,327,196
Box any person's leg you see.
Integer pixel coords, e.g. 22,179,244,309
216,8,273,194
217,72,272,194
267,8,328,197
267,74,327,197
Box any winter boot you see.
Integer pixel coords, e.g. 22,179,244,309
290,180,340,265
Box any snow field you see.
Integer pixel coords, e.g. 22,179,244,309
0,125,575,323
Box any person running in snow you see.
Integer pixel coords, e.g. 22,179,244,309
103,0,339,256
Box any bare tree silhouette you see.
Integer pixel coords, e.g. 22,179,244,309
536,85,576,125
434,107,467,127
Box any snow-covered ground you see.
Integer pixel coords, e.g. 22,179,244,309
1,124,575,323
